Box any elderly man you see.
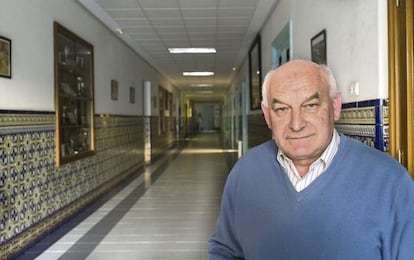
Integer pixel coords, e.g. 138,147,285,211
208,60,414,259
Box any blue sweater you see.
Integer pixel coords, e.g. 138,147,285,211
209,135,414,259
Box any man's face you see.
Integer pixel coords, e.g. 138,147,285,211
262,62,342,167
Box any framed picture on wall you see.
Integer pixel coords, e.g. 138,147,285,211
0,36,12,78
249,35,262,110
111,79,118,100
311,29,327,65
129,86,135,103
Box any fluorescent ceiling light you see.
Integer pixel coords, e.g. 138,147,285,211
168,48,216,54
183,72,214,76
191,84,213,87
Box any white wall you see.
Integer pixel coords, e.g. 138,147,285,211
259,0,388,103
0,0,174,116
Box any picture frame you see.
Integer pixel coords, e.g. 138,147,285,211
248,35,262,110
0,36,12,78
111,79,118,100
129,86,135,104
311,29,327,65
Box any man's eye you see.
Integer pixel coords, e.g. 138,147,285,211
273,106,289,113
304,103,318,109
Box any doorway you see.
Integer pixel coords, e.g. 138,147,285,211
388,0,414,176
193,103,221,132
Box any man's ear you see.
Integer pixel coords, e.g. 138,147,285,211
333,92,342,121
261,102,271,128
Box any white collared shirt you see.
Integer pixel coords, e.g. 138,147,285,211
276,130,340,192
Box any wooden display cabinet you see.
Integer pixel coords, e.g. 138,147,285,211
54,22,95,166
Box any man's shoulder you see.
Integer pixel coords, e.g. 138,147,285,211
232,140,278,171
340,135,391,160
244,140,277,158
338,134,408,175
228,140,280,183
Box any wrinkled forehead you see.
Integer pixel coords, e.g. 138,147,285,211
269,65,327,95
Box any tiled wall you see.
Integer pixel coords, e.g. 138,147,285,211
335,99,389,152
150,117,177,161
0,111,153,259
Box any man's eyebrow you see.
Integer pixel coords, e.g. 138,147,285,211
306,92,320,102
271,92,320,105
271,98,285,105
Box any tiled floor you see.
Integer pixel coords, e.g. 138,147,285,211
33,132,234,260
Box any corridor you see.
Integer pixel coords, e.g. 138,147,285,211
31,133,234,259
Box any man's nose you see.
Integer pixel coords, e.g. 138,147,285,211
289,109,306,131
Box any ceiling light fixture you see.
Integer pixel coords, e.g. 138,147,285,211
183,72,214,76
168,48,216,54
191,84,213,87
115,28,124,35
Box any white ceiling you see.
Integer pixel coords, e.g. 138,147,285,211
78,0,278,101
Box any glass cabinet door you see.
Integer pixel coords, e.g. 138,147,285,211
54,22,95,166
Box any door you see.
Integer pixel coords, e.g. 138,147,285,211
388,0,414,176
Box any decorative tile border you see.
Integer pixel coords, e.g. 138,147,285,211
0,110,54,127
0,111,146,259
336,99,388,152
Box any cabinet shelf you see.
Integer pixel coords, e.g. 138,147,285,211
54,22,95,166
58,62,91,76
61,124,90,129
59,93,92,100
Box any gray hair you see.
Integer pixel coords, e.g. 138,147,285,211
261,64,339,107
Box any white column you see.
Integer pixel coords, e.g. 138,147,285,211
143,81,151,165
